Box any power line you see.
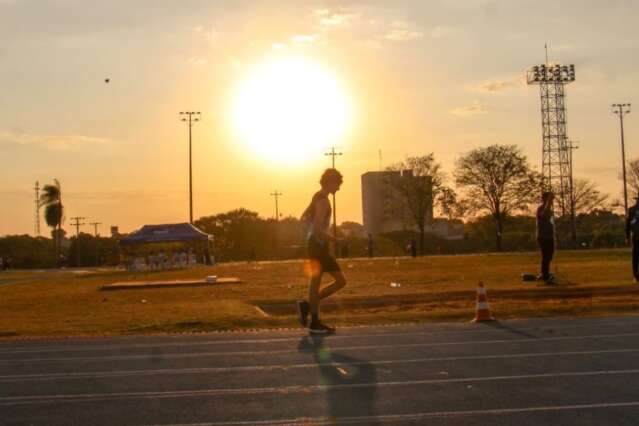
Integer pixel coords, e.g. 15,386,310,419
612,103,632,218
180,111,201,224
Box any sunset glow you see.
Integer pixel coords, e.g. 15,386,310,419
231,57,350,164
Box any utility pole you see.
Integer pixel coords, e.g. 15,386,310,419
612,103,631,219
89,222,102,237
325,147,342,256
70,216,85,267
34,181,41,237
270,191,282,222
88,221,102,266
70,217,85,237
180,111,201,224
270,190,282,259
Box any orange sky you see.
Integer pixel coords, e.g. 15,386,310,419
1,1,638,236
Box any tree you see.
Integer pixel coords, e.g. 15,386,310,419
454,144,540,251
386,154,451,254
572,178,609,214
40,179,65,265
438,187,466,220
625,158,639,203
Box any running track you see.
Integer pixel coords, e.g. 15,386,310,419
2,316,639,425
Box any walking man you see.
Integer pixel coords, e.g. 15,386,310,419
296,168,347,334
536,191,556,284
625,196,639,282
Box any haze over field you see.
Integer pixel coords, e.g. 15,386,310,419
1,0,638,235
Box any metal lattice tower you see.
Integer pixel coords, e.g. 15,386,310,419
527,63,576,216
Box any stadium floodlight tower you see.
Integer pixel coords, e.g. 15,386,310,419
527,63,576,217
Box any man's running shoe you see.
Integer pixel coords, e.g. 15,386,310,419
309,321,336,334
296,300,309,327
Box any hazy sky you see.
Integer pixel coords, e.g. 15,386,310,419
1,0,638,236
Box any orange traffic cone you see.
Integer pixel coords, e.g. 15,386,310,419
472,281,495,322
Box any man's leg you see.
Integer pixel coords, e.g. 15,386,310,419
540,239,551,281
319,271,347,300
547,240,555,281
308,274,322,321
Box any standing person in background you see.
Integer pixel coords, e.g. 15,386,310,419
536,191,556,284
625,196,639,282
296,168,347,334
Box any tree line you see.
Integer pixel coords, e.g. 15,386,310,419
1,144,633,268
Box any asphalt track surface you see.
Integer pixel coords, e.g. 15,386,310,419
2,316,639,425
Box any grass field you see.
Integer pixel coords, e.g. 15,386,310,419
1,249,638,338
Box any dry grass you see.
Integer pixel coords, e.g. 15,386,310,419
0,249,638,338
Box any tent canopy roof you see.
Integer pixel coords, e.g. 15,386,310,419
119,223,213,246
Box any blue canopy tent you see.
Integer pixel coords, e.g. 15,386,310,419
120,223,213,246
119,223,214,268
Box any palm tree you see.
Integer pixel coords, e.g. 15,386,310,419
40,179,64,266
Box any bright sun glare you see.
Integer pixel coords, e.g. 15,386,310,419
231,57,350,164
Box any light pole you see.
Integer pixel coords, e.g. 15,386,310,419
325,147,342,256
270,190,282,258
568,140,579,248
180,111,201,224
613,103,631,219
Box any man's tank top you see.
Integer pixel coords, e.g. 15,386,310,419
305,191,331,236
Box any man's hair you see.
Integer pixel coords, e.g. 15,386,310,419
320,168,343,187
541,191,553,202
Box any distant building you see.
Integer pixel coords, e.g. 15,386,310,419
110,226,120,238
361,170,433,235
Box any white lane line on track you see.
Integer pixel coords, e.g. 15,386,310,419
2,369,639,406
1,317,638,355
2,332,638,364
1,348,638,382
145,401,639,425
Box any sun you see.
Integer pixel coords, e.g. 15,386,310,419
231,57,351,164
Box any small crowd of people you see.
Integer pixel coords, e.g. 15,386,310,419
126,251,200,272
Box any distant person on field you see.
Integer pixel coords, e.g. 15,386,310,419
536,191,556,284
625,195,639,282
296,168,346,334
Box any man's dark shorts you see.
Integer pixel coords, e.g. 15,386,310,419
307,235,341,273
